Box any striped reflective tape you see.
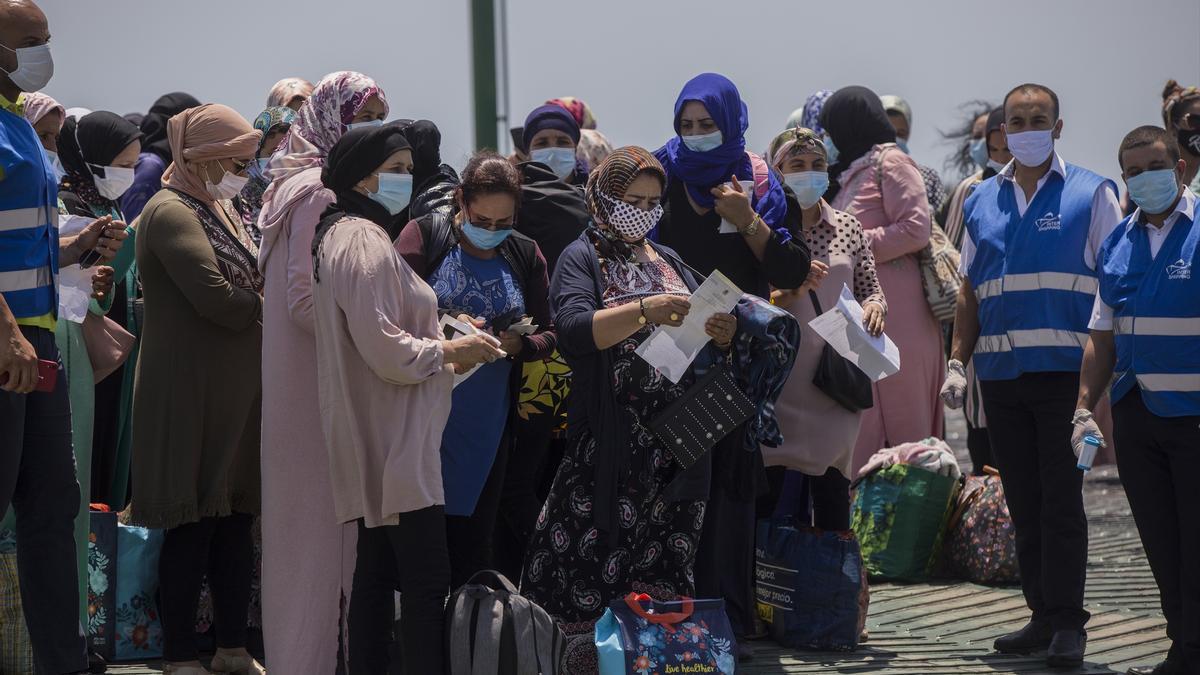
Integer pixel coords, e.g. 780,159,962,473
1135,373,1200,392
0,206,50,233
975,329,1090,353
975,272,1098,300
0,266,52,293
1114,316,1200,337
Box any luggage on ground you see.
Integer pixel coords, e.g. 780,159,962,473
446,569,565,675
944,466,1020,585
851,463,961,581
595,593,736,675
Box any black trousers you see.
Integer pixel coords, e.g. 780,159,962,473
0,326,88,675
494,420,561,582
159,513,254,661
765,466,852,531
447,439,509,589
980,371,1089,631
1112,389,1200,669
966,422,995,476
349,508,450,675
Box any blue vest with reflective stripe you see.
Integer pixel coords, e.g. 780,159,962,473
0,108,58,320
1098,207,1200,417
964,164,1113,380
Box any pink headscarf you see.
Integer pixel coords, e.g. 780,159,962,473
266,77,314,108
265,71,388,183
162,103,261,204
22,92,65,128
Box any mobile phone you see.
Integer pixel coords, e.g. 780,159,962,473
79,247,103,269
0,359,59,393
489,308,523,333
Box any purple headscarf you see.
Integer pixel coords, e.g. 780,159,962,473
801,89,833,136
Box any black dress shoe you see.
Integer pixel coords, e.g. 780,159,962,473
1046,629,1086,668
994,620,1054,654
1127,658,1183,675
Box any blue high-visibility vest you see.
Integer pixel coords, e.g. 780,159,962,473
0,106,58,321
1098,203,1200,417
964,164,1114,380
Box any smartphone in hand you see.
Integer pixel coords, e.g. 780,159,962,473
0,359,59,393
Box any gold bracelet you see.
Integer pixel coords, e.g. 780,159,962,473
741,215,762,237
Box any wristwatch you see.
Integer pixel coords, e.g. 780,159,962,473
638,297,648,325
741,215,762,237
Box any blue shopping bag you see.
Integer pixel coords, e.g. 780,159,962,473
595,593,736,674
115,524,164,661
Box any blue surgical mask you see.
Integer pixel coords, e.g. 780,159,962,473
347,119,384,131
783,171,829,209
896,138,910,155
681,129,723,153
969,138,988,170
253,157,270,174
823,135,840,164
461,220,513,250
1126,169,1181,216
530,147,577,180
367,173,413,215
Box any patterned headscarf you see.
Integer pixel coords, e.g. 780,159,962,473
577,128,614,173
801,89,833,136
265,71,388,183
238,106,297,235
766,127,826,170
22,92,65,127
266,77,314,108
547,96,596,130
585,146,666,224
784,107,805,130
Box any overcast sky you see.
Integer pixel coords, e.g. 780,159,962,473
39,0,1200,189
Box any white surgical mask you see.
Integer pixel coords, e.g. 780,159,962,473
1006,129,1054,168
346,119,384,131
783,171,829,209
44,149,65,182
530,147,577,180
681,130,723,153
0,42,54,92
205,168,249,200
90,165,135,200
986,158,1008,173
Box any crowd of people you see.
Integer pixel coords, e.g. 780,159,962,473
0,1,1197,674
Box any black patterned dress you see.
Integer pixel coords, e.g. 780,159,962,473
520,257,706,623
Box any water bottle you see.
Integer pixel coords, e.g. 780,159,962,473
1077,435,1101,472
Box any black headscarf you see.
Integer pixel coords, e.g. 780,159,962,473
58,111,143,208
400,119,443,190
312,126,412,281
820,86,896,201
139,92,201,163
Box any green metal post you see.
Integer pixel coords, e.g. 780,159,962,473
470,0,498,150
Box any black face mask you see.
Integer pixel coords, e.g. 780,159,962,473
1179,128,1200,157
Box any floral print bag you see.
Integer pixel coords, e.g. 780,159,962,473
595,593,736,674
944,467,1020,586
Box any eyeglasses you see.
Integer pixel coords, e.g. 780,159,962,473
464,207,515,231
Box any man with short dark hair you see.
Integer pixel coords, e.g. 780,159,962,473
1076,125,1198,675
0,0,125,672
941,83,1123,667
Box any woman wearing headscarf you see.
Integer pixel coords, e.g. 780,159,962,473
520,146,736,628
395,152,557,588
128,103,264,675
821,85,944,475
764,127,886,529
256,70,387,674
653,72,810,653
233,105,295,245
121,92,201,221
311,125,503,674
880,94,949,216
545,96,613,173
1162,78,1200,193
522,103,588,187
21,91,64,154
266,76,314,111
400,118,460,233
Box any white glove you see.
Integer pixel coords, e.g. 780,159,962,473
1070,408,1106,458
939,359,967,409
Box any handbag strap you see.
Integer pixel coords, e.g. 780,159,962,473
808,289,823,315
623,593,694,631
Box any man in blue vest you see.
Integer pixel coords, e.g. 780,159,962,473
0,1,126,673
1075,126,1198,675
941,83,1122,667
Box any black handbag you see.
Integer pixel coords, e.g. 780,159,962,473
650,362,755,470
809,291,874,413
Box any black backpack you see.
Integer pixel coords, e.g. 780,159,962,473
446,570,565,675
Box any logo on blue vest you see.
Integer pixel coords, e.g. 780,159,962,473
1035,212,1061,232
1166,259,1192,280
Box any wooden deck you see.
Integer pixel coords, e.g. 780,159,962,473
113,413,1167,674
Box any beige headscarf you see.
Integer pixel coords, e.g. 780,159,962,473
267,77,314,108
161,103,261,203
22,92,65,127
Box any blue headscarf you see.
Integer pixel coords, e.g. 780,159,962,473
654,73,788,229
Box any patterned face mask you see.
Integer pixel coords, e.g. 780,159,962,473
601,193,663,242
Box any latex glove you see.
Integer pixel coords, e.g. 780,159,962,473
1070,408,1106,458
939,359,967,409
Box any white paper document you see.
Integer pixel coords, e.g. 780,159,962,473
58,215,96,323
807,284,901,382
438,314,504,388
635,270,742,383
718,180,756,233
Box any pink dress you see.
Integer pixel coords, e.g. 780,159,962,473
256,168,355,672
831,144,945,475
767,202,886,479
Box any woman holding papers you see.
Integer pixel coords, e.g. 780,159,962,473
821,86,944,475
395,151,557,587
520,146,737,624
766,127,886,529
311,126,503,672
